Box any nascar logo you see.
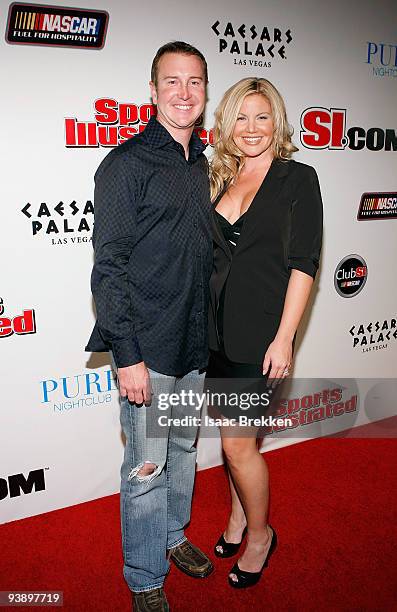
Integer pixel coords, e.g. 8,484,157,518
357,192,397,221
13,11,99,34
6,3,108,49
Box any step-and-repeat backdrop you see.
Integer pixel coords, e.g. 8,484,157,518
1,0,396,523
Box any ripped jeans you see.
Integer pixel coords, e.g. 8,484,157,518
119,367,205,593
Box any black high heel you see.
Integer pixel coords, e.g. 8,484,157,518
214,527,247,558
228,526,277,588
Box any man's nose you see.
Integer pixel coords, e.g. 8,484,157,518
178,83,190,99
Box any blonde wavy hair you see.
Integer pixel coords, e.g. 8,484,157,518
210,78,298,200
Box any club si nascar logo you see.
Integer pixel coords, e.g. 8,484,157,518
5,3,108,49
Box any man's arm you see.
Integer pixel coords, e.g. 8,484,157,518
91,152,150,404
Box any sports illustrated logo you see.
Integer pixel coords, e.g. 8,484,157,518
65,98,214,148
5,3,108,49
366,42,397,78
349,317,397,352
357,193,397,221
0,468,47,500
40,368,117,413
211,20,293,68
269,387,357,433
300,108,397,152
21,200,93,246
0,297,36,338
334,255,368,298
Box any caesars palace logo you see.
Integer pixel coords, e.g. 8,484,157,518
65,99,213,148
21,200,94,246
349,317,397,353
211,20,293,68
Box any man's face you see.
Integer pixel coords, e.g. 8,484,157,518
150,53,206,135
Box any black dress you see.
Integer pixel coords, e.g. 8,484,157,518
206,210,276,421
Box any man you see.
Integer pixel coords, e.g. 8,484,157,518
86,41,213,611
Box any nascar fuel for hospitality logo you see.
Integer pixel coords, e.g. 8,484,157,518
300,107,397,151
5,3,108,49
357,193,397,221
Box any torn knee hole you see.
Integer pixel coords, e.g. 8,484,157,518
138,462,157,476
128,461,161,483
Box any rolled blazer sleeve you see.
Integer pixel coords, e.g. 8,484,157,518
288,165,323,278
90,152,142,368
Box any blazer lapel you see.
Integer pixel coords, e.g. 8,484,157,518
234,159,290,254
212,186,233,260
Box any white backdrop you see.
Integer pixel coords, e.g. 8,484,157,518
1,0,396,524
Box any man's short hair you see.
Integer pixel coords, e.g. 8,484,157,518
151,41,208,86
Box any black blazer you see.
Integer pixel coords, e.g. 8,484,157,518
208,158,323,363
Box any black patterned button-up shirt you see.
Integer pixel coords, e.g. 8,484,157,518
86,117,213,376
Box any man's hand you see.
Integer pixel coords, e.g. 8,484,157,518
117,362,152,405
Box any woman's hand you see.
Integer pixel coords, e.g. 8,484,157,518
262,336,293,383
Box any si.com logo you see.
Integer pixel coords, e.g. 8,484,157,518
0,298,36,338
300,108,397,152
334,255,368,298
0,469,46,500
5,3,109,49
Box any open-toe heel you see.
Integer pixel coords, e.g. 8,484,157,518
214,527,247,558
228,526,277,588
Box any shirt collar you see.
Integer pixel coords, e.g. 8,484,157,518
142,116,206,161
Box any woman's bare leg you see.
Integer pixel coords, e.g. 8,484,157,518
221,427,273,577
222,470,247,543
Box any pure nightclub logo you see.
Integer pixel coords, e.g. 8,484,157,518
40,368,118,412
366,41,397,78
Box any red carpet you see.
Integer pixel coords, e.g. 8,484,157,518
1,437,396,611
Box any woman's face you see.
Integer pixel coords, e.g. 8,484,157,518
232,93,274,160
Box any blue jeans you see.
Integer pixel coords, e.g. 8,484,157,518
119,368,205,593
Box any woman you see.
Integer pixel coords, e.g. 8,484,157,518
206,78,323,588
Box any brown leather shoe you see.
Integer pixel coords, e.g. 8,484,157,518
133,588,169,612
169,539,214,578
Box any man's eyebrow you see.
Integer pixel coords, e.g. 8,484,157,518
161,75,204,80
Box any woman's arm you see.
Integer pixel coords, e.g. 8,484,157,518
262,269,313,379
